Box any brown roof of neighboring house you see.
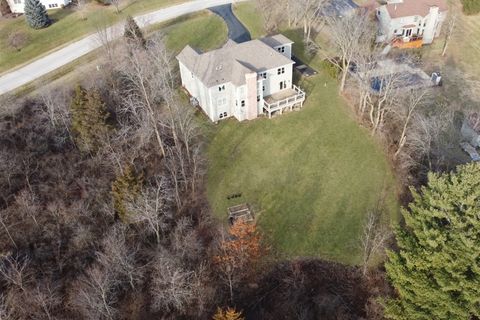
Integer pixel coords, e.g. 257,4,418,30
177,35,294,87
386,0,448,18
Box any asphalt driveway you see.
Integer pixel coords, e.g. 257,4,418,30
209,4,251,43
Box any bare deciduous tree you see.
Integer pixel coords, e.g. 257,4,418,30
111,0,122,14
119,39,169,158
92,15,121,62
325,11,375,92
0,255,31,291
15,189,40,226
297,0,328,43
0,294,14,320
126,178,173,243
150,249,207,315
170,217,205,264
256,0,282,33
393,88,431,158
76,0,87,21
360,207,390,276
96,224,143,289
70,265,120,319
442,12,457,57
39,85,71,130
7,31,27,51
401,107,456,173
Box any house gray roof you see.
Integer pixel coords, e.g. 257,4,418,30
260,34,294,48
177,35,295,87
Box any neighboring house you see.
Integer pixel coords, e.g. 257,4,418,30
6,0,71,13
376,0,448,46
176,34,306,122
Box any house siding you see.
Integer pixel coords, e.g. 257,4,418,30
377,5,447,44
6,0,71,13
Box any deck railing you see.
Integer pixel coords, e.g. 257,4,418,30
263,85,306,112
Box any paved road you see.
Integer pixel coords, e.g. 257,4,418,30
209,4,250,43
0,0,248,95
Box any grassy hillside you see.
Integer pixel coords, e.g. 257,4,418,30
208,3,399,265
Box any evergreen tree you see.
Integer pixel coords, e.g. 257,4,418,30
385,163,480,320
70,85,111,153
124,15,146,48
24,0,50,29
111,165,143,221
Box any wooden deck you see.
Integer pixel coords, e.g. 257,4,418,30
263,85,306,118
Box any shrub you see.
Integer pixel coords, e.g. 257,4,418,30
8,31,28,51
461,0,480,15
320,59,340,79
95,0,111,5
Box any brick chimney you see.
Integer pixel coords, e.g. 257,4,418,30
244,72,258,121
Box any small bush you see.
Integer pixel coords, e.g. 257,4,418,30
461,0,480,15
95,0,111,5
320,59,340,79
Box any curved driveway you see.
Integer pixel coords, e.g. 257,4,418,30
0,0,247,95
209,4,250,43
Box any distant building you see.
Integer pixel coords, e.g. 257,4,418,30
6,0,71,14
376,0,448,46
176,34,306,122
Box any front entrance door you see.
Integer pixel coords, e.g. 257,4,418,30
280,80,286,90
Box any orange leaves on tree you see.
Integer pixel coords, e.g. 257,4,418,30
212,307,244,320
214,220,266,277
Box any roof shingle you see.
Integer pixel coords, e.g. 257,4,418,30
385,0,448,18
177,36,294,87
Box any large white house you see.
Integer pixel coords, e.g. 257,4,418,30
6,0,71,13
176,34,306,122
376,0,448,45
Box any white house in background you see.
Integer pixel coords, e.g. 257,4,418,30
376,0,448,45
6,0,71,14
176,34,306,122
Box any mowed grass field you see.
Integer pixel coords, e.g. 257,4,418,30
207,3,399,265
449,1,480,76
0,0,184,73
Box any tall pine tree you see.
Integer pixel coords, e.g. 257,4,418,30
70,85,111,153
111,165,143,221
385,163,480,319
24,0,50,29
124,15,146,48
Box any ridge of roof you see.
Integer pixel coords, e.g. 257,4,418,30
177,37,294,88
384,0,448,18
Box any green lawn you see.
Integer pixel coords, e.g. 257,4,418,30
0,0,184,73
232,2,265,39
207,3,399,265
161,12,227,53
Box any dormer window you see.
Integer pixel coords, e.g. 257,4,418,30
218,85,225,92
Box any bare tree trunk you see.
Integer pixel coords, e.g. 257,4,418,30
442,13,456,57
